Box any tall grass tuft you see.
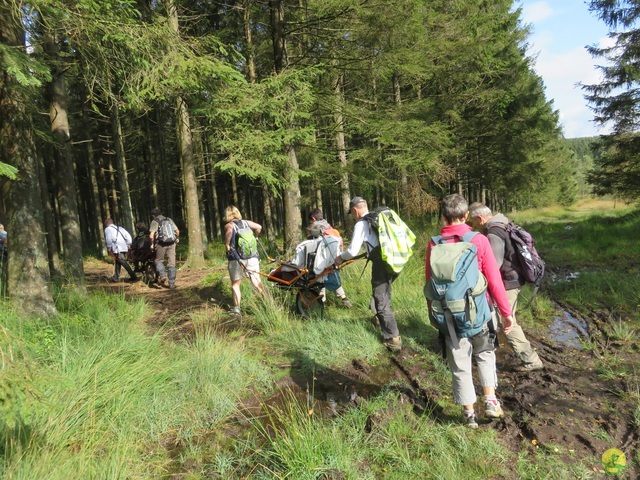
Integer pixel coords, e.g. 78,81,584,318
0,290,271,479
248,389,511,479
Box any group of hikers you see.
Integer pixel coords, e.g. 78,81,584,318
223,193,545,429
104,194,544,428
104,208,179,289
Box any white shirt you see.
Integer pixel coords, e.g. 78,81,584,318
104,224,132,254
341,217,379,260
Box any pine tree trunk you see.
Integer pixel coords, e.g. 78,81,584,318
270,0,302,251
0,6,57,317
45,30,85,286
262,183,275,242
167,0,205,268
393,72,408,204
86,141,107,255
176,96,205,268
155,108,171,209
334,72,350,218
37,153,62,276
110,101,134,233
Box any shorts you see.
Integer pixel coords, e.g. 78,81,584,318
228,257,260,282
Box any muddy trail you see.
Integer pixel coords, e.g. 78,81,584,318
86,259,639,477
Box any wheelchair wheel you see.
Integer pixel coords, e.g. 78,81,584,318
142,263,157,286
296,289,324,318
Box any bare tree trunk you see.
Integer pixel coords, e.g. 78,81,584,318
315,185,323,212
44,29,85,286
231,173,239,207
85,134,107,256
155,108,171,209
110,101,134,233
244,0,273,242
334,72,350,218
144,113,159,208
107,156,118,220
167,0,205,268
262,183,275,242
270,0,302,250
0,6,57,316
37,153,62,276
392,71,408,203
243,0,257,84
192,119,208,246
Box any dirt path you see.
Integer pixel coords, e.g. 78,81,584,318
86,258,639,477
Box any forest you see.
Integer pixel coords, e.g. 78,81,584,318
5,1,640,477
0,0,606,317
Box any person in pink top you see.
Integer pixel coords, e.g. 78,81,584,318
425,194,513,428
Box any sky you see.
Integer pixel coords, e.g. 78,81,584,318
517,0,613,138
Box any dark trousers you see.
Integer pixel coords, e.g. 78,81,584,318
370,257,400,340
114,252,136,280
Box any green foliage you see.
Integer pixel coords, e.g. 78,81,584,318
0,43,51,88
0,162,18,180
205,67,319,186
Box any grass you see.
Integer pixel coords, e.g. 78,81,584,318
512,198,640,321
0,288,272,479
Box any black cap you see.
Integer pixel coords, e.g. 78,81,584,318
150,208,161,216
348,196,365,211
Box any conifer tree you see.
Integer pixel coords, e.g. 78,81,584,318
584,0,640,200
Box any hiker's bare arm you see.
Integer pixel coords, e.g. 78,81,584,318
246,220,262,235
224,223,234,251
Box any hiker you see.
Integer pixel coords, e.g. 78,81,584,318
224,206,264,315
103,219,138,283
334,196,402,351
129,222,153,273
307,208,352,308
425,194,514,428
468,202,545,372
149,208,179,289
0,224,7,262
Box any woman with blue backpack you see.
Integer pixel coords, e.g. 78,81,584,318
424,194,514,429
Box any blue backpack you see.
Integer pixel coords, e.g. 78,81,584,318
423,232,491,349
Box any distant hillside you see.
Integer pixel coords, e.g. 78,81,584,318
563,136,603,196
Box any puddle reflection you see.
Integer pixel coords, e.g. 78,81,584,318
549,309,589,349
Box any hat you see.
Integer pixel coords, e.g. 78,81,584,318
150,208,161,216
348,196,365,211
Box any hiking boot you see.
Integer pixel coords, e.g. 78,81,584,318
108,276,119,283
484,401,504,419
158,277,167,287
514,360,544,372
463,412,479,429
383,336,402,352
341,297,353,309
169,284,176,290
125,276,140,283
229,306,241,316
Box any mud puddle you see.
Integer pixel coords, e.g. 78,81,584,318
549,308,589,349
